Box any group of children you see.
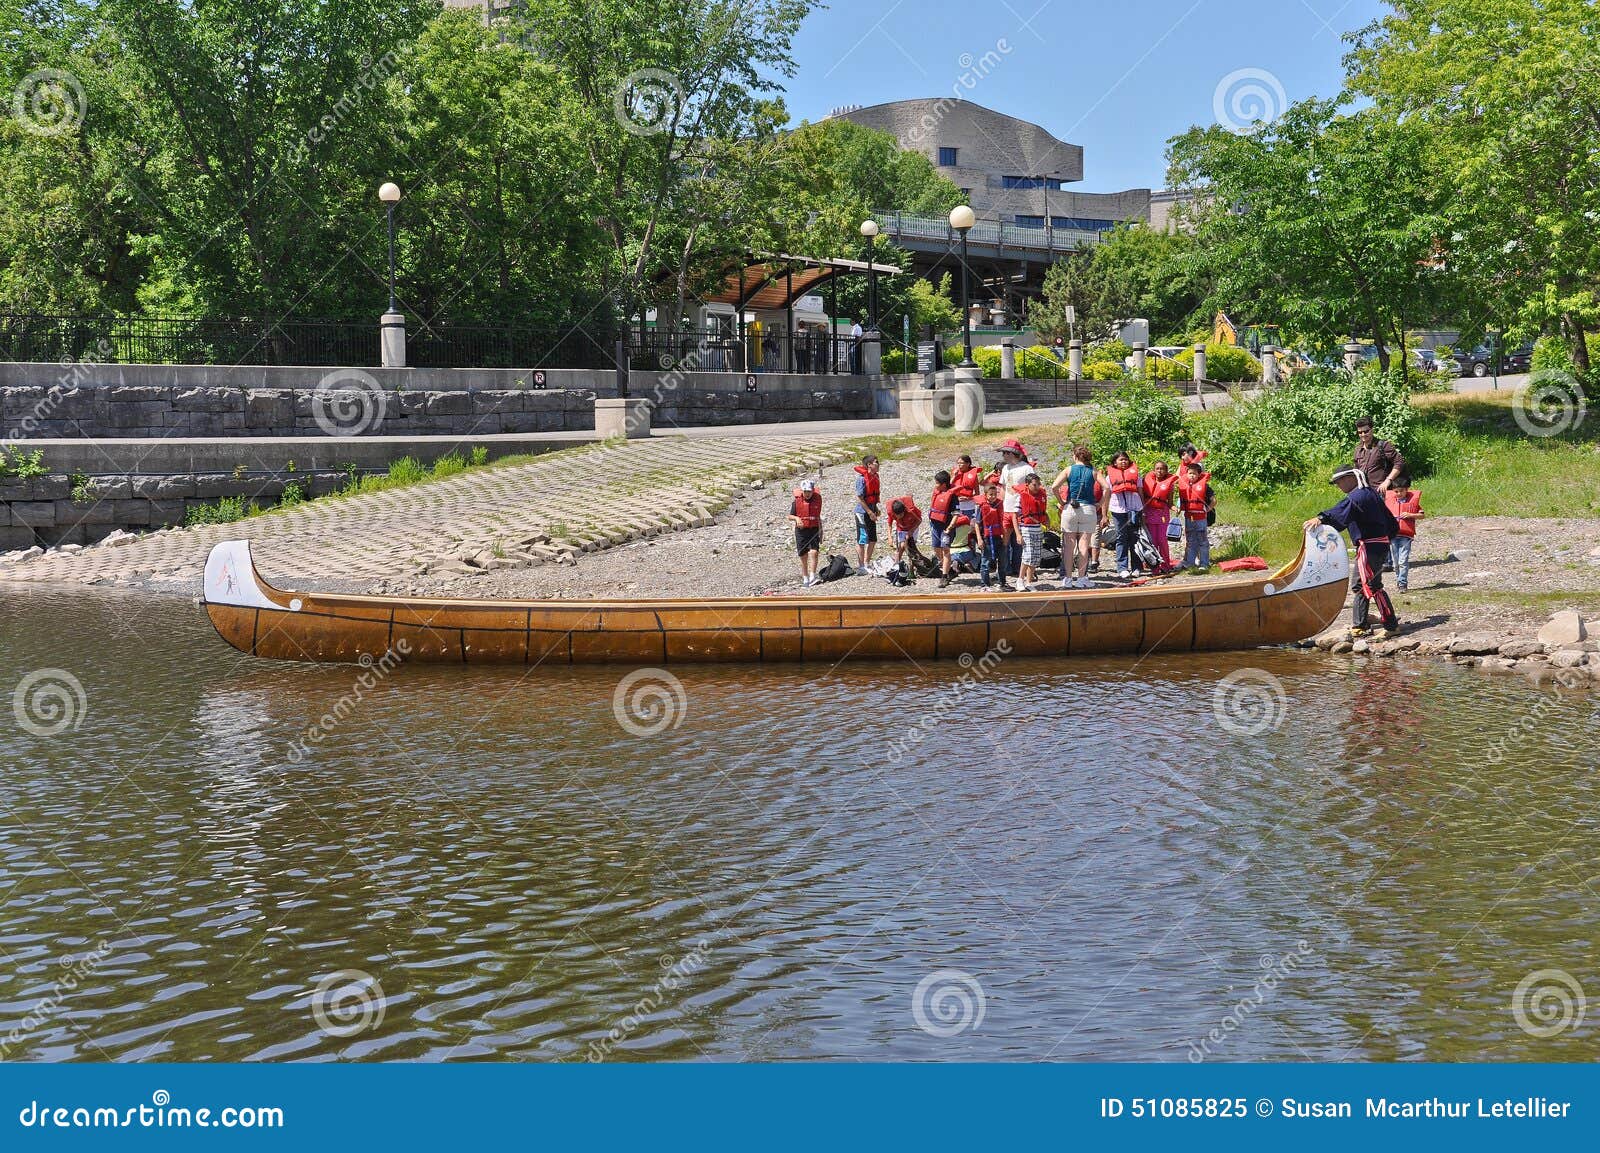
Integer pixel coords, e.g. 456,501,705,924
788,441,1224,591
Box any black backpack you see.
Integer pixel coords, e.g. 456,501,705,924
816,554,852,583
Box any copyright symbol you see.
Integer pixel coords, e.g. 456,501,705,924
1255,1098,1273,1117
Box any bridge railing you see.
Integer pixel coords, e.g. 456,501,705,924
872,211,1104,254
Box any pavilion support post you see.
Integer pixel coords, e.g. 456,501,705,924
785,267,794,373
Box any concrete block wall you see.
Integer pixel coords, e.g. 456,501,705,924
0,363,890,438
0,469,352,550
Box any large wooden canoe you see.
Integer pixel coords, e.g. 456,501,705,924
201,528,1349,665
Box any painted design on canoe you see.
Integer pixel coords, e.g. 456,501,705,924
201,528,1349,666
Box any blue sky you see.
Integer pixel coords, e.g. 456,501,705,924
779,0,1388,191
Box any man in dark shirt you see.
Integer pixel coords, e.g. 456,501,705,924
1353,416,1403,491
1304,466,1401,635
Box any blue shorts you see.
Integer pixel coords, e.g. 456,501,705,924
855,512,877,545
930,519,955,549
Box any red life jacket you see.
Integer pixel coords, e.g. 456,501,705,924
1386,490,1421,537
1141,472,1177,511
791,489,821,528
887,497,922,532
930,487,957,521
1109,464,1140,495
853,464,880,509
1093,478,1105,502
1015,486,1047,526
1179,476,1211,517
978,500,1005,536
952,466,982,502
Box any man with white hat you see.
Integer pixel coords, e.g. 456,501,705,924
1303,465,1402,636
995,438,1033,584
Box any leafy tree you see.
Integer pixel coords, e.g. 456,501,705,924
1168,99,1463,370
1345,0,1600,373
513,0,815,324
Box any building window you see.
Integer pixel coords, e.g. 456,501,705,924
1052,216,1118,232
1002,176,1068,190
937,147,958,166
1013,215,1046,229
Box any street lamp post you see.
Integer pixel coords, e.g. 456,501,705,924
377,182,404,368
860,219,879,331
950,204,976,367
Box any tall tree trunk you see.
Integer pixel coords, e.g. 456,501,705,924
1568,314,1592,374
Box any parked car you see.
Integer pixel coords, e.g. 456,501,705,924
1455,342,1533,377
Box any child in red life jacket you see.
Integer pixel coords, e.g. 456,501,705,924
1383,472,1423,591
886,496,926,569
852,454,881,575
1140,460,1178,571
929,470,960,587
952,454,982,531
976,482,1011,591
1177,462,1213,570
1011,472,1048,590
789,479,823,587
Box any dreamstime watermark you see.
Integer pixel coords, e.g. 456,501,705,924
12,668,88,737
911,968,986,1038
0,941,112,1059
1213,67,1287,134
614,68,684,136
585,939,712,1061
1512,369,1587,438
612,668,688,736
284,642,410,764
886,640,1011,763
3,338,115,450
1186,941,1316,1061
1211,668,1287,736
1483,667,1588,765
11,68,85,136
1511,968,1586,1039
310,367,388,436
310,968,386,1038
288,51,401,165
906,40,1013,146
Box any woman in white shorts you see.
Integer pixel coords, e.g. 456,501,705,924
1048,444,1104,589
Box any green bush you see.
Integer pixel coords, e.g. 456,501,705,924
1087,380,1190,464
1149,355,1193,382
431,453,467,479
186,495,258,526
1088,338,1131,364
1176,342,1260,382
881,347,913,374
1018,345,1068,378
469,445,489,466
1083,359,1126,381
1190,366,1417,500
970,345,1002,378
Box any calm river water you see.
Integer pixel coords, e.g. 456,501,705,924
2,588,1596,1062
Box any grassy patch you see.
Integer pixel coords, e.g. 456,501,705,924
1212,393,1600,562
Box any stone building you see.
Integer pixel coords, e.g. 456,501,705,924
827,98,1152,233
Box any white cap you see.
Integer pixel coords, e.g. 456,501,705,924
799,479,816,492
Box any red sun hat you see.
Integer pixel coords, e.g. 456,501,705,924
996,438,1028,458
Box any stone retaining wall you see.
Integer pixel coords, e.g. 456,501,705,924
0,363,888,438
0,469,352,550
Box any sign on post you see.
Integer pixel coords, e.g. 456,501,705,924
531,370,547,389
916,342,937,373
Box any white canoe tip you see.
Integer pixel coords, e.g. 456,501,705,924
203,540,282,610
1265,526,1348,597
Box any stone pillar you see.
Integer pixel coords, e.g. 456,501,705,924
1344,342,1363,372
1000,337,1015,380
863,328,882,376
898,382,956,433
1068,338,1083,381
1192,343,1207,384
1261,344,1278,385
380,311,406,369
952,364,985,432
595,397,652,439
1131,341,1146,378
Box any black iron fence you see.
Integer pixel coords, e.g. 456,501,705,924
0,313,928,376
0,313,622,370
